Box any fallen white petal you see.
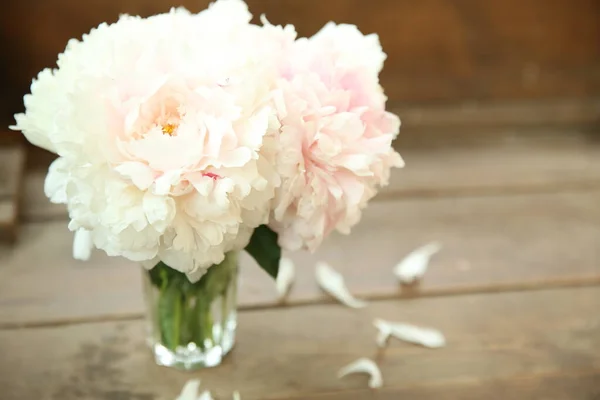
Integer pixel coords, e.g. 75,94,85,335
315,262,367,308
73,229,93,261
374,319,446,348
198,391,213,400
338,358,383,389
175,379,201,400
232,391,241,400
276,257,295,300
394,241,441,283
373,319,392,347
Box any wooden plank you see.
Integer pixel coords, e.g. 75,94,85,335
20,133,600,221
257,191,600,305
0,145,24,200
0,143,25,243
2,189,599,326
1,0,599,123
0,288,598,399
21,167,67,221
269,374,600,400
397,98,600,133
20,147,65,221
385,137,600,198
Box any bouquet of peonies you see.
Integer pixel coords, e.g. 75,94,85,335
12,0,403,369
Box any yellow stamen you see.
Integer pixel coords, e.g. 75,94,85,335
162,124,176,136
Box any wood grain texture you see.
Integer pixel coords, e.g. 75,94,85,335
2,0,599,123
2,189,599,326
398,98,600,134
0,288,598,399
267,374,600,400
0,143,25,243
21,169,66,221
385,137,600,198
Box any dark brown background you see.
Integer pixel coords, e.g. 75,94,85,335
2,0,600,126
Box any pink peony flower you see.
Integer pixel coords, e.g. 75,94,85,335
12,0,282,281
269,22,404,252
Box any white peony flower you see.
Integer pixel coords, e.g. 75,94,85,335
13,0,282,281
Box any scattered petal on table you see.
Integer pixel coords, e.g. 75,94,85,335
175,379,201,400
315,262,367,308
373,319,446,348
232,390,242,400
276,257,295,300
373,319,393,347
338,357,383,389
198,391,213,400
394,241,441,283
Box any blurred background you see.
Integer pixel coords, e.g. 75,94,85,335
0,0,599,242
1,0,599,110
1,1,599,238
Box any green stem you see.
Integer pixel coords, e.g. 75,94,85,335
179,293,193,346
172,290,182,349
158,281,183,350
191,292,211,350
221,287,228,329
201,298,214,346
149,252,237,352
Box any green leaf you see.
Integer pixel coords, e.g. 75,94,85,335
147,262,164,288
245,225,281,279
148,261,181,289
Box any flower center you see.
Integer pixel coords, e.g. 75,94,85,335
161,123,177,136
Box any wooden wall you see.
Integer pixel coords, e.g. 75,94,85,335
1,0,599,124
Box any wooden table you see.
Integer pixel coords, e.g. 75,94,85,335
1,129,599,399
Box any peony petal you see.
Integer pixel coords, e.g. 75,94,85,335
73,229,93,261
276,257,295,300
337,154,374,177
315,262,367,308
218,147,253,168
185,267,209,284
44,157,69,204
337,357,383,389
175,379,201,400
141,257,159,270
239,105,271,150
394,242,441,283
154,170,182,196
114,162,155,190
373,319,446,348
271,88,287,118
142,192,176,233
11,68,61,153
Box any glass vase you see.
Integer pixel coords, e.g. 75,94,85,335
142,251,238,370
